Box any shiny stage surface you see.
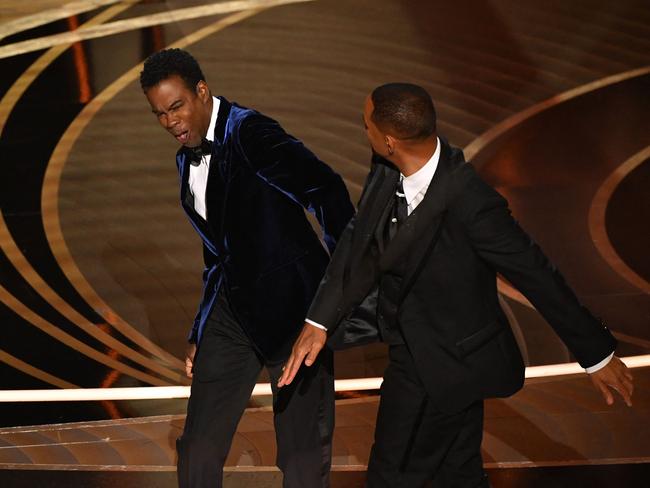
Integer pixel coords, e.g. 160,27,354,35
0,0,649,485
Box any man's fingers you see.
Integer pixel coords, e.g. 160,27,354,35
185,359,193,379
612,383,632,407
283,355,302,385
609,363,634,406
594,377,614,405
590,356,636,407
304,344,321,367
278,324,327,386
624,368,634,382
594,374,633,407
613,377,633,407
279,337,307,387
278,349,305,387
277,355,296,387
621,376,634,396
185,344,197,379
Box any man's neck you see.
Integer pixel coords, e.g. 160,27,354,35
394,137,438,177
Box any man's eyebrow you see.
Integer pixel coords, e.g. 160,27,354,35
152,99,182,114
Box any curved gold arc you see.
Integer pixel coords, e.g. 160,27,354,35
497,279,533,310
0,4,134,136
463,66,650,308
0,0,125,41
588,145,650,295
0,284,169,386
0,0,314,59
0,213,184,383
464,66,650,162
0,2,188,383
0,349,78,389
40,8,273,373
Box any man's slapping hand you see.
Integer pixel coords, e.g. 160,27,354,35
277,323,327,387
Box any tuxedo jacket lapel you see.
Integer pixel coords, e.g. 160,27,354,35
205,97,233,241
179,151,193,210
178,97,235,253
177,151,216,252
350,163,398,260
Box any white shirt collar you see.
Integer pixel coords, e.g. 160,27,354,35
205,96,220,142
401,137,441,205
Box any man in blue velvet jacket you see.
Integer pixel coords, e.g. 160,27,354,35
140,49,354,488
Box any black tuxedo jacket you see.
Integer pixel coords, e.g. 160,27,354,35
176,97,354,361
308,138,616,412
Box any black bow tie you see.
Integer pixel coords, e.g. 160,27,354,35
187,138,213,166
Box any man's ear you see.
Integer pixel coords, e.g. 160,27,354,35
385,134,396,155
196,80,210,102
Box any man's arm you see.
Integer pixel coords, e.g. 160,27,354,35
186,244,217,344
278,160,387,387
239,112,355,250
278,216,357,387
183,243,219,379
456,165,633,405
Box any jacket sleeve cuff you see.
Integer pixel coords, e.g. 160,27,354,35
305,318,327,331
585,352,614,374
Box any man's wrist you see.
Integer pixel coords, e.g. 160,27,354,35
305,319,327,331
585,352,614,374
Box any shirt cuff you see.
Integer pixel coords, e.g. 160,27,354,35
305,319,327,331
585,352,614,374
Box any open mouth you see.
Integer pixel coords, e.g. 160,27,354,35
175,130,189,144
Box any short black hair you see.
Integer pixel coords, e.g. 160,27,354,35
370,83,436,140
140,48,206,92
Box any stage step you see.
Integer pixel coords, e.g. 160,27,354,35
1,463,649,488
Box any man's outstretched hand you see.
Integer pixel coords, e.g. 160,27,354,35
277,323,327,387
590,356,634,407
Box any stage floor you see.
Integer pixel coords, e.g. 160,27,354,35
1,368,649,486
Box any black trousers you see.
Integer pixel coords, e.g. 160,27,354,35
367,345,490,488
177,291,334,488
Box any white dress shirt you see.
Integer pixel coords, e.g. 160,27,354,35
305,138,612,373
401,137,441,215
188,96,220,220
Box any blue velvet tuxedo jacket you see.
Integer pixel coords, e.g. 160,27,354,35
176,97,354,360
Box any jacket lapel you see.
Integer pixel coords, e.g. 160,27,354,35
350,160,399,261
177,151,216,252
205,97,232,238
177,97,234,252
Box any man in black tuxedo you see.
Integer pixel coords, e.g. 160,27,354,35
140,49,354,487
279,83,634,487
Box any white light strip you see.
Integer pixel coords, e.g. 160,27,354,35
0,355,647,402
